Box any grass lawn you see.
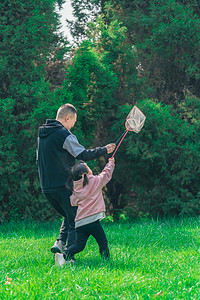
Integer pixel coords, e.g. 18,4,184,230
0,217,200,299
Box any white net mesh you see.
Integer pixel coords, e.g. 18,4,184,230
125,106,146,133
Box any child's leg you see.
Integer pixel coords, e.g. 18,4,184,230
63,227,89,260
89,221,110,259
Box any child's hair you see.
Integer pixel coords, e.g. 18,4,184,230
66,161,89,190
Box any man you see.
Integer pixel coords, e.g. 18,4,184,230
37,103,115,254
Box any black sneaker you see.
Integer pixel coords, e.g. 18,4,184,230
51,240,65,254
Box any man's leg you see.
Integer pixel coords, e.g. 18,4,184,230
44,192,67,217
44,193,68,253
57,218,69,244
58,189,77,249
44,189,77,252
51,218,69,253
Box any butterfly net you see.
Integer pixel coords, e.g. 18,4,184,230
125,106,146,133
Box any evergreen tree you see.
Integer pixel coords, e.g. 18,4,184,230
62,0,200,217
55,6,148,214
1,0,200,220
114,0,200,104
0,0,68,221
68,0,105,42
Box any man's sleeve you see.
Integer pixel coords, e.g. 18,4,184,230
63,134,85,157
77,147,107,162
63,133,107,161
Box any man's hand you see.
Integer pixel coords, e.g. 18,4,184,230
105,143,116,154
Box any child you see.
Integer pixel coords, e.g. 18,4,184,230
55,157,115,267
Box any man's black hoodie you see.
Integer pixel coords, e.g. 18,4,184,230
37,119,107,193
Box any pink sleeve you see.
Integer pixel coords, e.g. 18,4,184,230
70,193,79,206
97,161,115,189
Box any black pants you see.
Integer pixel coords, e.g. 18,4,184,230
44,188,77,248
57,218,69,244
63,220,110,260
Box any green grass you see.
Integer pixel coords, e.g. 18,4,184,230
0,217,200,299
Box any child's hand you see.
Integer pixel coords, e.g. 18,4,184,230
109,157,115,162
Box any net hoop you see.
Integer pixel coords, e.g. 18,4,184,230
125,106,146,133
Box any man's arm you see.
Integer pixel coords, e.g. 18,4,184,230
63,133,115,161
77,147,107,162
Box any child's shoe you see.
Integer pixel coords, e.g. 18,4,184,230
55,253,66,268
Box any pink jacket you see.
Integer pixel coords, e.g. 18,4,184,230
70,161,115,222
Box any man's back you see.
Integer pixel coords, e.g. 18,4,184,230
37,119,74,192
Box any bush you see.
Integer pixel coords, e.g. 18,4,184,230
110,98,200,216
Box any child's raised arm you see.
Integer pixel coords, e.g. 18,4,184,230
97,158,115,189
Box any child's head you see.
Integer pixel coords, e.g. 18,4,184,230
71,161,92,187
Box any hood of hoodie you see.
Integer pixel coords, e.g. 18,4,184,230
39,119,63,138
72,175,94,200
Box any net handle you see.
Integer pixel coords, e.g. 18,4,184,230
115,129,127,144
111,130,128,159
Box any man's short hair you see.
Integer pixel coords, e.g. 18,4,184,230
56,103,77,120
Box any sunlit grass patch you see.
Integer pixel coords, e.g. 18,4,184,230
0,217,200,299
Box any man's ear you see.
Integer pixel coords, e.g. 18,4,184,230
65,115,70,122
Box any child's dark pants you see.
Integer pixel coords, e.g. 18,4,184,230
63,220,110,260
